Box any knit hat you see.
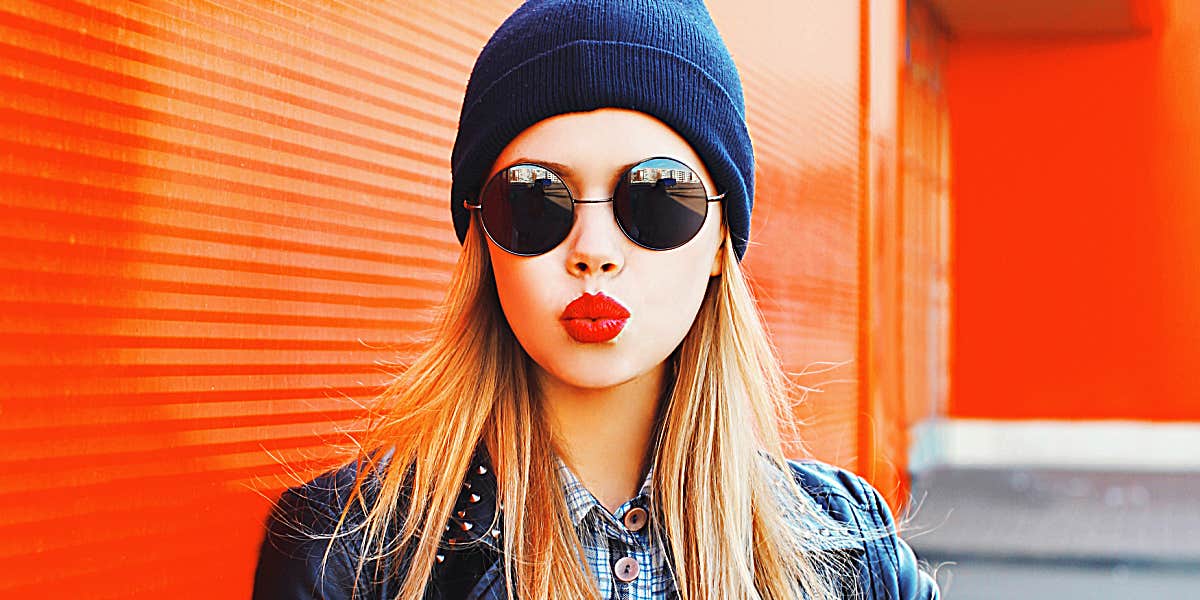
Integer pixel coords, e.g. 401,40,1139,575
449,0,755,260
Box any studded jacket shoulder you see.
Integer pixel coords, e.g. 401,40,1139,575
252,448,939,600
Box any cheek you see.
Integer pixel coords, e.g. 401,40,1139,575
489,248,559,334
644,217,723,341
487,246,577,382
634,250,715,347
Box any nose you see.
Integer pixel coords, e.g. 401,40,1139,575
564,203,625,278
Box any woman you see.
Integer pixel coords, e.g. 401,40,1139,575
253,1,940,599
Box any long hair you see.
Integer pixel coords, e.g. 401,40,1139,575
325,215,861,599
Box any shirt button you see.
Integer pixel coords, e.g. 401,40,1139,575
613,556,639,582
623,506,648,532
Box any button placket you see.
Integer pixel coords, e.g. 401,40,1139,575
607,537,640,600
609,500,653,551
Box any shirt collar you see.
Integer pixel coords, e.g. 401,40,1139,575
548,453,863,552
555,455,654,528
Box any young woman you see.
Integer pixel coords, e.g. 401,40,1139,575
253,1,940,599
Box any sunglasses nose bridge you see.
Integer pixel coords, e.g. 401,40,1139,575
563,201,625,276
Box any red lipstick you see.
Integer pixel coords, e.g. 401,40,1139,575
560,292,631,343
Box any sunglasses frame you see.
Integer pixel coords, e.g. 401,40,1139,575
463,156,726,257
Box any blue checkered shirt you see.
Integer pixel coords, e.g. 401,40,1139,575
556,457,675,599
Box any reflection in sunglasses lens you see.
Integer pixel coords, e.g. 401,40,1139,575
616,159,707,251
483,166,573,255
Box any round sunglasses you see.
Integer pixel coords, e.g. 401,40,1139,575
463,157,725,256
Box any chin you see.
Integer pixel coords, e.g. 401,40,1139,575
546,358,637,389
529,348,646,390
514,323,679,391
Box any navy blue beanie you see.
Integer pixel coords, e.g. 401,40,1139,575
450,0,755,260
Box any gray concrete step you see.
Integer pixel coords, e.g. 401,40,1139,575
903,466,1200,599
905,466,1200,563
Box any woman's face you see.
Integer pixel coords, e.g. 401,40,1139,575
481,108,724,390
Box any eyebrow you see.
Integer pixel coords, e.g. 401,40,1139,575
506,158,576,178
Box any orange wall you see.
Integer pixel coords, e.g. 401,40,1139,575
711,0,867,474
948,0,1200,420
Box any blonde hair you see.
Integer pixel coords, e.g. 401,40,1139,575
324,216,861,599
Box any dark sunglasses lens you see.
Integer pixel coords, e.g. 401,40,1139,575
614,158,709,250
480,165,573,255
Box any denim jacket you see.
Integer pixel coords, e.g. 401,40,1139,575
253,447,939,600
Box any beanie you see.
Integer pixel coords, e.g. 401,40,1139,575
449,0,755,260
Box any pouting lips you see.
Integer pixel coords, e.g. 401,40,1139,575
560,292,630,343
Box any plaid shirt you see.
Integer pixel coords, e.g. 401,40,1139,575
556,457,675,599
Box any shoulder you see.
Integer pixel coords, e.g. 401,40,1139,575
276,456,381,526
787,458,887,514
270,452,391,540
252,456,389,600
252,447,500,600
785,458,941,600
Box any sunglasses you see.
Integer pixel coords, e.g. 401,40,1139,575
463,156,724,256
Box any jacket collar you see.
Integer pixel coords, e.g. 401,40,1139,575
440,444,504,560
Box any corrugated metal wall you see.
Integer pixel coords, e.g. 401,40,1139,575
1,1,497,596
0,1,942,596
709,0,866,472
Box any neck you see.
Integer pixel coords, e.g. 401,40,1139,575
537,361,667,515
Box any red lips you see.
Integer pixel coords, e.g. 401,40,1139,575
560,292,631,343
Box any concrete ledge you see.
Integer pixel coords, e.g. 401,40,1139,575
906,466,1200,563
909,418,1200,472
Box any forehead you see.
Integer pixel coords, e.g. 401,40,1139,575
487,108,713,188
